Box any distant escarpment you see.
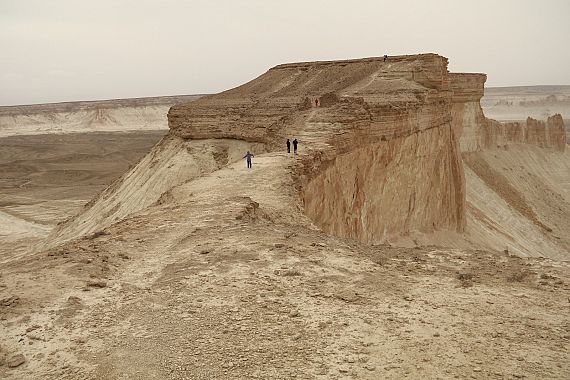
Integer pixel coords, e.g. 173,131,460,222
451,76,566,152
0,95,203,137
483,115,566,151
460,112,566,153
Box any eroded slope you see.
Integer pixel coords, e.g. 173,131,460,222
46,136,265,246
464,145,570,259
2,153,569,379
46,54,470,248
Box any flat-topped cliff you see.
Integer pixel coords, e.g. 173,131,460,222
170,54,469,242
50,54,468,246
47,54,568,259
168,54,452,146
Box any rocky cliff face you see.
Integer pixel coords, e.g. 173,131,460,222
450,73,488,152
446,75,569,259
168,54,467,244
303,125,465,243
483,115,566,151
450,74,566,152
48,54,568,254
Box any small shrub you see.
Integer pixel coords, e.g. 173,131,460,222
506,270,531,283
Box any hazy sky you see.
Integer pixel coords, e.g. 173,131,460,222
1,0,569,106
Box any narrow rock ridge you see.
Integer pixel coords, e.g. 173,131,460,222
170,54,464,243
47,53,567,248
45,136,265,246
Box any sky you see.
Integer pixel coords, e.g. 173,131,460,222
1,0,569,106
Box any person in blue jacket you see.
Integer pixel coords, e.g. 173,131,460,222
243,151,254,168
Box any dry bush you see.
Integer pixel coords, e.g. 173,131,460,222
506,269,532,283
456,272,475,288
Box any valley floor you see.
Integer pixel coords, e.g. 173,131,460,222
0,131,166,263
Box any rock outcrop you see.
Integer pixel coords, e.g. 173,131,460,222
48,54,469,246
168,55,453,146
450,74,566,152
169,54,466,242
484,115,566,151
450,73,488,152
47,53,568,256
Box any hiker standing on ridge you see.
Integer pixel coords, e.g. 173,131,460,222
286,139,291,153
384,54,388,62
293,139,298,154
243,151,254,169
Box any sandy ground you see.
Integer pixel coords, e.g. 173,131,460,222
1,152,569,379
0,131,165,263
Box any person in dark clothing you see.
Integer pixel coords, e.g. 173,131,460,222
286,139,291,153
243,151,254,168
292,139,298,154
383,54,388,62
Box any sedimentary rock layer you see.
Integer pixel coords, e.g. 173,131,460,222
168,54,453,147
450,73,488,152
169,54,467,243
483,115,566,151
303,124,465,243
450,74,567,152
